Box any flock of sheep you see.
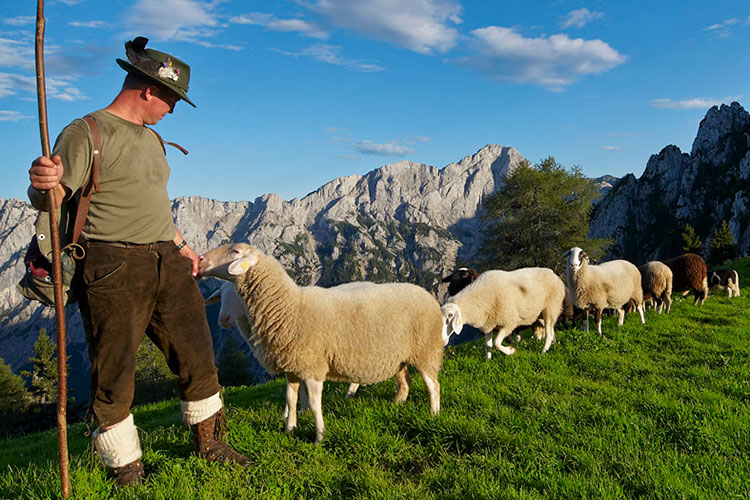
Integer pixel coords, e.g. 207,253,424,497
197,243,741,444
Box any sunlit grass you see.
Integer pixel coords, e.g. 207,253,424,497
1,259,748,499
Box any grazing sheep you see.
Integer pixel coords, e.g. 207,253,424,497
709,269,741,298
198,243,444,444
661,253,709,305
565,247,645,335
441,267,565,358
638,261,673,314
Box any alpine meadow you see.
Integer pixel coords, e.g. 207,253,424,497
1,258,748,499
2,1,750,498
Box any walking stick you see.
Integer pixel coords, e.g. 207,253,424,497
35,1,71,497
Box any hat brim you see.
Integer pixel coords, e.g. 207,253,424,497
116,58,196,108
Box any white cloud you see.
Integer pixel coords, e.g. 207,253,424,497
703,18,741,37
69,21,107,28
0,37,34,70
231,12,329,39
3,16,35,27
601,145,630,151
0,110,32,121
276,43,384,72
311,0,462,54
0,72,86,101
649,97,724,110
456,27,626,90
560,8,604,30
352,140,415,156
124,0,222,43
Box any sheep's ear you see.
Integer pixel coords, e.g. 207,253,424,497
227,254,259,275
205,289,221,306
442,275,453,283
449,309,464,335
581,252,588,262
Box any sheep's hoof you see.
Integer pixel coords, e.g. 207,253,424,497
285,425,297,434
314,434,325,445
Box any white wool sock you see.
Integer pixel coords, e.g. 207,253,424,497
181,391,223,425
93,414,142,468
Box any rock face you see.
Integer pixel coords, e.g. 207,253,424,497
0,144,525,397
589,102,750,262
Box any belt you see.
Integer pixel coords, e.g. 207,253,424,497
84,239,173,250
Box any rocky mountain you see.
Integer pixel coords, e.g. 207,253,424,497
0,144,525,398
589,102,750,263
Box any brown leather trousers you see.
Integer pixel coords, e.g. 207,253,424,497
77,240,220,427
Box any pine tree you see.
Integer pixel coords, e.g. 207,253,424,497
20,329,59,405
133,337,178,405
218,335,252,387
708,220,737,266
0,357,30,436
479,157,611,273
681,224,702,254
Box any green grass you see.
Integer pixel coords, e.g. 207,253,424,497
2,258,749,499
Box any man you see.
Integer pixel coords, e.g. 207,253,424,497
28,37,249,486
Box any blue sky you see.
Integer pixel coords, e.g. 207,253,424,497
1,0,748,203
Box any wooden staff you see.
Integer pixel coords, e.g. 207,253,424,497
35,1,71,497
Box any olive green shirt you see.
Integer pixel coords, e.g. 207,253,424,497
54,109,175,244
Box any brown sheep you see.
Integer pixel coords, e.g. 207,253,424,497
661,253,708,306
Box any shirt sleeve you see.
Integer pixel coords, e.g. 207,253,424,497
53,118,93,201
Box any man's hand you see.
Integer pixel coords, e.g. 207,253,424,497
178,242,200,277
30,155,64,191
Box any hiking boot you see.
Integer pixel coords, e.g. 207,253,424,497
108,458,144,487
190,409,250,466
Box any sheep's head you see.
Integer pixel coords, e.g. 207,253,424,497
441,303,464,336
198,243,263,281
205,282,245,329
442,267,479,297
565,247,588,273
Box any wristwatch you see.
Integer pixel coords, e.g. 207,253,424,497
176,240,187,250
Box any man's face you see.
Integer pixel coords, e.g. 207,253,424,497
146,86,180,124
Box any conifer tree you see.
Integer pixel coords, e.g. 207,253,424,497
681,224,702,254
134,337,177,405
218,335,252,387
20,329,59,405
0,357,30,435
708,220,737,266
479,157,610,273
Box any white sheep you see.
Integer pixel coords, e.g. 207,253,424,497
638,261,673,314
204,282,406,411
197,243,445,444
441,267,565,359
565,247,645,335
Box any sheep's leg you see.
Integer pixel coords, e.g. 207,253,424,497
345,383,360,398
420,370,441,415
494,329,517,355
533,319,545,340
283,382,310,417
595,309,603,335
485,332,494,360
617,307,625,326
583,311,590,333
394,363,411,403
304,378,325,445
285,374,301,434
637,303,645,324
541,316,555,354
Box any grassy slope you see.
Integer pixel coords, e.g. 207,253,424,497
1,258,749,500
